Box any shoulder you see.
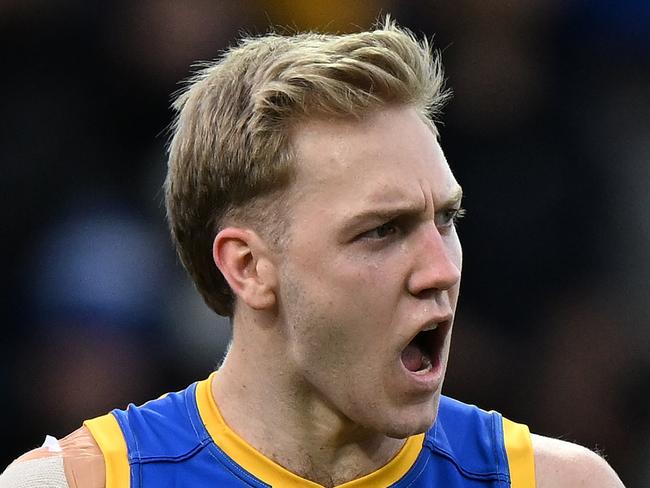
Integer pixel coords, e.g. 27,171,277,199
0,427,105,488
532,434,625,488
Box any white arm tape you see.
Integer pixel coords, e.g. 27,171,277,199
0,456,69,488
41,436,62,453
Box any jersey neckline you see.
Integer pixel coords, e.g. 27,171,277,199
194,372,425,487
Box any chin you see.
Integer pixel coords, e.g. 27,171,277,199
379,399,440,439
383,417,436,439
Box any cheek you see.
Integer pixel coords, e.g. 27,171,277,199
446,230,463,271
281,269,394,367
280,243,406,343
312,251,403,307
439,232,462,306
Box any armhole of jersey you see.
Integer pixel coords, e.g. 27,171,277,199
502,417,536,488
84,413,130,488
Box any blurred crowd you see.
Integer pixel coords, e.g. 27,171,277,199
1,1,648,485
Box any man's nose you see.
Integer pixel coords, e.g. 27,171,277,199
406,223,461,297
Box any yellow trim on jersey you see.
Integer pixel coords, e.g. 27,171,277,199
195,374,425,487
502,417,536,488
334,432,425,488
84,413,130,488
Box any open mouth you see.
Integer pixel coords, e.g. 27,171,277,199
400,324,446,374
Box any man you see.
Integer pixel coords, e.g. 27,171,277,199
1,19,624,488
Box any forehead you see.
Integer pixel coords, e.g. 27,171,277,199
288,106,459,213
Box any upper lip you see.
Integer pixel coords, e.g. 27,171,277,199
403,312,454,347
421,312,453,332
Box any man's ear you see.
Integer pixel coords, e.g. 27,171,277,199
212,227,278,311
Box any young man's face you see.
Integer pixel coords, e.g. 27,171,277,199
276,106,463,438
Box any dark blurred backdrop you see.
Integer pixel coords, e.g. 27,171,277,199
1,1,648,486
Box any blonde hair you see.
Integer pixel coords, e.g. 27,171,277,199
165,18,450,317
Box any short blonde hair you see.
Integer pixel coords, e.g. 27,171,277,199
165,18,449,317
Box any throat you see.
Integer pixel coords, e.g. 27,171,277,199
401,340,432,372
281,436,406,488
213,361,408,487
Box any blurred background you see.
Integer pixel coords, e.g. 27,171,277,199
1,0,648,485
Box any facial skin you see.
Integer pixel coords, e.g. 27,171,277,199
275,105,463,438
212,105,463,483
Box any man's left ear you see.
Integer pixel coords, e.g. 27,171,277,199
212,227,279,311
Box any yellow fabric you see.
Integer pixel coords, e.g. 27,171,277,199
195,374,425,487
502,417,536,488
84,414,130,488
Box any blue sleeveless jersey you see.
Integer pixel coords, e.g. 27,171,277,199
85,376,535,487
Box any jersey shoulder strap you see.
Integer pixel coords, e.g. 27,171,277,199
421,396,535,488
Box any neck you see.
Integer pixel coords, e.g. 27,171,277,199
212,320,405,487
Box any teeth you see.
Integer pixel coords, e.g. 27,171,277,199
415,356,432,374
421,356,432,370
422,322,439,332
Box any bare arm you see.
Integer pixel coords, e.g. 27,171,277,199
0,427,105,488
533,434,625,488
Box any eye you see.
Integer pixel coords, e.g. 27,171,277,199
360,221,399,240
454,207,467,223
437,207,466,228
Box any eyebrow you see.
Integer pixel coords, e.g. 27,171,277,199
442,185,464,208
343,185,464,230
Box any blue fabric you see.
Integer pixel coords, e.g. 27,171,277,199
111,383,511,487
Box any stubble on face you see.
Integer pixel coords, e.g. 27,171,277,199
269,106,462,440
278,262,445,439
